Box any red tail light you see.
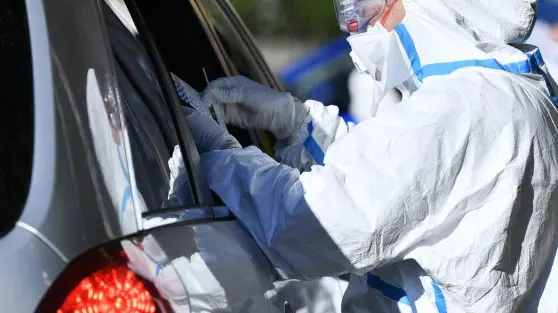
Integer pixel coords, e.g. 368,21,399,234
56,265,156,313
36,239,171,313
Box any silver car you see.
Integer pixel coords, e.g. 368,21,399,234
0,0,347,312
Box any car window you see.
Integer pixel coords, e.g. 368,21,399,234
117,0,266,151
103,0,280,213
193,0,278,153
125,0,228,91
199,0,275,87
103,2,197,211
0,0,33,236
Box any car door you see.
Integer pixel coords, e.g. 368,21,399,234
108,1,350,312
99,1,290,312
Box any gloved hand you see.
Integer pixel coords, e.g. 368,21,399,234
202,76,309,143
183,107,241,153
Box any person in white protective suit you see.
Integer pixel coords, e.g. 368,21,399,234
179,0,558,312
351,1,558,124
347,70,402,121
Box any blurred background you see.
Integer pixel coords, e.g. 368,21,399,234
229,0,355,120
229,0,558,123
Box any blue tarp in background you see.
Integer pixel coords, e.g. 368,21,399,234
279,35,356,122
539,0,558,24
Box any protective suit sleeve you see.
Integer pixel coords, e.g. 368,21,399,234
274,100,351,171
206,93,450,279
202,75,539,282
202,147,354,278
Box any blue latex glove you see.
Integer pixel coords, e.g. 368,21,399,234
202,76,309,143
183,107,241,153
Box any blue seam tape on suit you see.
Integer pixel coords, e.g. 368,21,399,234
394,24,423,82
367,274,411,305
367,274,449,312
304,122,325,165
394,24,558,107
432,280,448,313
301,25,555,311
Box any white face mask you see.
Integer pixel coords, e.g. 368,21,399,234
347,21,412,112
349,22,389,77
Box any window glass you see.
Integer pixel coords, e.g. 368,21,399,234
104,0,277,212
103,2,196,210
200,1,271,85
194,1,277,153
0,0,34,236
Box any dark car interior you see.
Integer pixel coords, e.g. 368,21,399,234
131,0,268,151
102,0,265,211
129,0,225,92
0,0,34,236
104,4,179,211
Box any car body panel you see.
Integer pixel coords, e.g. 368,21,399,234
26,0,128,259
0,226,65,312
0,0,304,311
124,219,277,312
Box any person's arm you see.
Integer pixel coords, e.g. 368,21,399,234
201,77,537,285
201,88,472,279
201,76,356,172
167,107,241,206
274,100,352,172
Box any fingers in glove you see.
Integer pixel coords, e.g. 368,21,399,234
206,76,246,89
202,76,259,105
183,108,240,152
201,87,242,106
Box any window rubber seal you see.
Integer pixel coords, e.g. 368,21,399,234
123,0,214,205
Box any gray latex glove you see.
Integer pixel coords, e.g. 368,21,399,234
202,76,309,143
183,107,241,153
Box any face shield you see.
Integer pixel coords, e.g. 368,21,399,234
333,0,387,33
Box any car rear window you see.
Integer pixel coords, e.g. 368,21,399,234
0,0,34,236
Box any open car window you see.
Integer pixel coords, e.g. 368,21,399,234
196,0,276,87
102,0,280,217
194,0,279,152
126,0,276,153
103,1,198,211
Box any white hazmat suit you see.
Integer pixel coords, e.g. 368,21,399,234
348,69,403,121
192,0,558,312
